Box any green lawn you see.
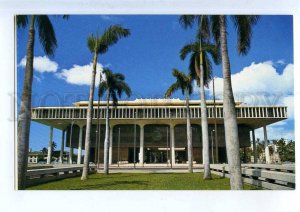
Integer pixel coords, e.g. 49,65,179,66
27,173,260,190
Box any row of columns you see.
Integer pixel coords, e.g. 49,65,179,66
47,124,271,165
47,125,84,165
109,124,176,165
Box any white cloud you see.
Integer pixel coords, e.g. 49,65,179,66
282,95,294,119
19,56,58,73
276,59,286,65
203,61,295,140
56,63,104,86
206,62,293,110
208,62,293,100
255,123,295,141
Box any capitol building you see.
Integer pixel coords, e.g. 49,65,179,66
31,98,287,165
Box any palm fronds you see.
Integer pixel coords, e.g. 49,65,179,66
36,16,57,56
165,69,193,97
99,68,132,105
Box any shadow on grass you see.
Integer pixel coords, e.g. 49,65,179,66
27,172,261,190
72,180,149,190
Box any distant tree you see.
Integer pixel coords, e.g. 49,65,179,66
41,147,48,155
239,147,252,163
41,141,56,154
37,154,45,162
255,138,264,159
51,141,57,153
40,141,57,161
273,138,295,162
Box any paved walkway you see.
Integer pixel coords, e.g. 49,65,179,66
95,164,204,173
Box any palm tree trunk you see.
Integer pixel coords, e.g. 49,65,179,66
81,52,97,180
200,56,211,179
103,91,110,174
185,89,193,173
212,73,219,163
219,15,243,189
95,75,101,167
95,101,99,165
17,15,35,190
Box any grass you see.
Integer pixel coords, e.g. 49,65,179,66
27,173,260,190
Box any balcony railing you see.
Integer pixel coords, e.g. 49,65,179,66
32,106,287,120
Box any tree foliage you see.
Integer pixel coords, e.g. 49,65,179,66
273,138,295,162
98,68,132,105
239,147,253,163
165,69,193,97
87,25,130,54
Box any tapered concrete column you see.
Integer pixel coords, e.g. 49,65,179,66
109,125,113,165
170,125,175,165
252,129,257,163
59,129,65,163
69,148,73,164
263,125,271,164
139,124,144,164
77,125,83,164
47,127,53,164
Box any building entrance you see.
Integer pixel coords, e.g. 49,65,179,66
175,150,187,164
145,148,170,163
128,147,140,163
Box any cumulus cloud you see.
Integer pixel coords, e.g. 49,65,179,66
19,56,58,73
207,62,293,101
282,95,294,119
255,123,295,141
56,63,104,86
203,61,294,140
206,62,294,117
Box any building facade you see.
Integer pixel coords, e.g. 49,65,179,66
31,99,287,165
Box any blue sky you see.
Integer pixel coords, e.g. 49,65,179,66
16,15,294,151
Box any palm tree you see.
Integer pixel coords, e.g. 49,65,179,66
81,25,130,180
180,39,221,178
179,15,220,179
99,69,132,174
165,69,193,173
51,141,57,153
209,15,259,189
41,147,48,155
16,15,68,190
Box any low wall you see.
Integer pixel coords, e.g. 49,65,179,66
26,165,96,187
210,164,295,190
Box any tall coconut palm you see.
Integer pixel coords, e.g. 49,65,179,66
98,69,132,174
180,40,221,179
165,69,193,172
209,15,259,189
81,25,130,180
179,15,220,179
16,15,68,190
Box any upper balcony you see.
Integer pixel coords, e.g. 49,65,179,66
31,104,287,130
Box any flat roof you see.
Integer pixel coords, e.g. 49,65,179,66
74,98,242,107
